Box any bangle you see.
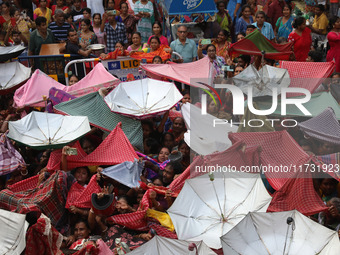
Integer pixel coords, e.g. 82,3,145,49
89,208,94,213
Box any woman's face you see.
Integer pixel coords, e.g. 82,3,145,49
108,1,115,8
181,93,191,104
150,38,160,51
57,0,64,7
81,21,89,31
115,43,123,51
237,34,245,41
282,6,291,17
207,46,216,60
153,23,161,35
163,134,174,149
132,34,141,45
172,118,184,133
69,76,79,85
334,18,340,30
179,143,190,159
74,222,91,240
93,15,101,25
242,7,251,18
83,11,91,20
217,3,225,12
74,167,89,185
158,147,170,163
115,198,130,214
40,0,47,8
82,140,95,154
217,31,226,43
234,66,244,75
207,100,218,114
1,4,8,14
121,3,128,14
298,20,306,31
153,57,162,64
14,11,20,21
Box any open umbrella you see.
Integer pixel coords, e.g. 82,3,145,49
0,62,31,94
129,236,216,255
104,78,183,119
167,171,272,249
0,209,28,255
0,45,26,62
181,103,237,155
8,111,91,149
233,65,290,97
220,210,340,255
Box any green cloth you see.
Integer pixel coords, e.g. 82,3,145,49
28,28,55,55
237,103,275,133
55,92,144,150
253,92,340,120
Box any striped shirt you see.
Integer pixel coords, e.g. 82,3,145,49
48,22,71,42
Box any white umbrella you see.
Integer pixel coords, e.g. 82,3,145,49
167,171,272,249
104,78,183,119
233,64,290,97
8,111,91,149
0,62,31,91
0,209,28,255
128,236,216,255
221,210,340,255
182,103,237,155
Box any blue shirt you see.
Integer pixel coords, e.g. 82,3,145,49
170,38,197,63
227,0,242,21
252,21,275,40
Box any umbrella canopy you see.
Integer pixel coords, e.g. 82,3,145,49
221,210,340,255
0,209,28,255
129,236,216,255
0,45,26,62
104,78,183,119
0,62,31,93
8,111,91,149
181,103,237,155
233,65,290,97
168,171,272,249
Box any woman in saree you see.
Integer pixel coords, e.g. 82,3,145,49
275,4,294,40
215,1,233,39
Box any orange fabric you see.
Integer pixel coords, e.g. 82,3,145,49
130,45,171,63
101,49,130,60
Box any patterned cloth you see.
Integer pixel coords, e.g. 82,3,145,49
229,131,313,190
25,214,63,255
279,61,336,97
315,153,340,180
54,92,143,150
298,108,340,145
0,171,68,226
134,1,153,43
252,21,275,40
47,124,138,170
46,87,76,113
267,172,327,216
104,22,128,53
0,132,26,176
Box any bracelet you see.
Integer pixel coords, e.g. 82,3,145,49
89,208,94,213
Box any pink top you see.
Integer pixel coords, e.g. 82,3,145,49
147,35,169,46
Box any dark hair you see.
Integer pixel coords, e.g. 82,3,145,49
178,139,188,150
83,7,91,14
81,18,93,32
1,2,10,8
206,44,216,52
67,28,77,36
152,55,163,63
219,29,230,38
35,16,47,26
11,30,21,36
316,4,325,12
308,50,323,62
141,119,154,132
166,161,183,175
132,31,142,38
283,4,292,13
277,37,287,44
115,41,125,47
331,72,340,78
145,137,160,154
216,0,225,7
74,219,90,232
246,24,256,30
120,1,128,9
236,32,246,37
255,10,266,18
160,132,175,147
238,54,251,65
117,195,133,207
93,13,102,21
328,16,340,31
71,166,91,182
264,58,275,66
152,21,163,34
181,88,190,95
65,13,72,20
69,74,79,80
150,35,161,45
239,5,251,18
292,16,305,29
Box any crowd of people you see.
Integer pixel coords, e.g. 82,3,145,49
1,0,340,253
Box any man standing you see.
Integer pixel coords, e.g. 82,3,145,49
310,4,329,41
170,25,197,63
100,10,128,52
48,9,71,42
28,16,55,55
252,11,275,41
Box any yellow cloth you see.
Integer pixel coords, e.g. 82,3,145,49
312,13,329,35
34,8,52,24
146,209,174,232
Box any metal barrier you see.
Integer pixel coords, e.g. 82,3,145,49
64,57,101,85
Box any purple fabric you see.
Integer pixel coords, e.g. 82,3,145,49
298,108,340,145
0,132,25,176
47,87,76,113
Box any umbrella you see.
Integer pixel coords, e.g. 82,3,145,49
220,210,340,255
233,64,290,97
167,171,272,249
104,78,183,119
0,45,26,62
181,103,237,155
0,62,31,94
8,111,91,149
101,159,143,188
0,209,28,255
129,236,216,255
